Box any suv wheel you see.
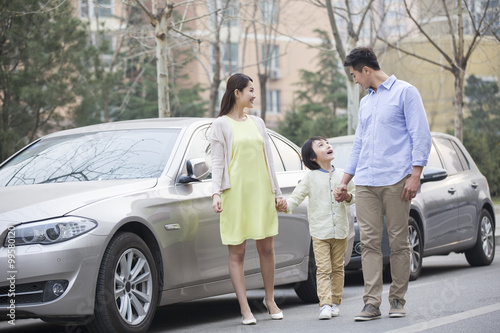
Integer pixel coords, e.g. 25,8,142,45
465,209,495,266
409,217,423,281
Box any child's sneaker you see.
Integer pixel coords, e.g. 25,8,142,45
319,305,332,320
331,303,340,317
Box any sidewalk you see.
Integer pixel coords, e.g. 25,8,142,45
495,205,500,245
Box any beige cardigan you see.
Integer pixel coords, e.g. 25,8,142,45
210,115,283,198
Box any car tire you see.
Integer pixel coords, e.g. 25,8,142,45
293,242,319,303
409,217,423,281
86,232,159,333
465,209,495,266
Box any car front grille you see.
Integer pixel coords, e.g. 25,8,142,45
0,282,45,305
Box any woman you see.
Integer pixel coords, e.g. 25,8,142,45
211,73,285,325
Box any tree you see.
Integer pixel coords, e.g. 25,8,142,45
0,0,97,161
247,0,282,123
309,0,380,134
192,0,238,117
378,0,499,142
462,75,500,196
278,30,347,146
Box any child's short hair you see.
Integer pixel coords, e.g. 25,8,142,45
301,136,327,170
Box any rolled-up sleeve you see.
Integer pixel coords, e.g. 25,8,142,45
404,86,431,167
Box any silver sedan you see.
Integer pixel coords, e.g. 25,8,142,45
0,118,353,332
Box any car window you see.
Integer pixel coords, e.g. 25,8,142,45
451,141,470,171
0,129,180,186
434,137,464,174
181,126,212,179
425,142,444,169
270,135,302,171
268,135,285,172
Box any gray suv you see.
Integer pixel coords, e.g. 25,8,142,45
329,132,496,281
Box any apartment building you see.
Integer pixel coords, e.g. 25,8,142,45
73,1,499,133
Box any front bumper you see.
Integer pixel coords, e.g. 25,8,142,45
0,233,105,318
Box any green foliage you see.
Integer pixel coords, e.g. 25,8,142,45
462,75,500,196
0,0,97,161
277,29,347,146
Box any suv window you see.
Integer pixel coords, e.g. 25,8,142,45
426,142,444,169
270,135,302,171
451,141,470,171
434,137,464,174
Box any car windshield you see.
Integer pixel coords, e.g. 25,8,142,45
0,129,180,186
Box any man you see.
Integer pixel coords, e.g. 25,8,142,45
335,47,431,321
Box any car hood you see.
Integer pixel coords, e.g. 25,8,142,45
0,179,158,224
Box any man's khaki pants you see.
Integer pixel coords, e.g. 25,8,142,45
312,237,348,307
356,176,411,308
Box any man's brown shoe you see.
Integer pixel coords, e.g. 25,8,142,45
389,299,406,318
354,304,381,321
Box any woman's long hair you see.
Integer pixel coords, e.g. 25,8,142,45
217,73,253,118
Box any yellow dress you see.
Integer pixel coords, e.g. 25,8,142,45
220,116,279,245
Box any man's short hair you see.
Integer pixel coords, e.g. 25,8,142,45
343,47,381,72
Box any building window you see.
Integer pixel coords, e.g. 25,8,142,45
208,0,239,27
262,44,279,69
260,0,278,25
266,90,281,114
80,0,113,19
213,43,239,74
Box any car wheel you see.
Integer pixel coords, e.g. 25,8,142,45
86,232,159,333
293,242,319,303
408,217,423,281
465,209,495,266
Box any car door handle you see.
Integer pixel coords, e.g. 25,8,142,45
471,182,478,189
448,188,456,194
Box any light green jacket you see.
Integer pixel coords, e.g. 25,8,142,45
286,168,355,240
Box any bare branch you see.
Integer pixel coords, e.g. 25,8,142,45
378,36,454,72
442,0,458,57
403,0,456,69
133,0,156,24
354,0,374,38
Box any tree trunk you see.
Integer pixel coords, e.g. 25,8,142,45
209,32,222,117
156,14,170,118
346,80,359,135
259,74,268,123
454,69,465,142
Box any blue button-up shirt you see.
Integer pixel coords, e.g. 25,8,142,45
345,75,431,186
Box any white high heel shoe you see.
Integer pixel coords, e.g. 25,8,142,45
241,316,257,325
263,299,283,320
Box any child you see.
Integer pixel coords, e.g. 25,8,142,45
280,136,355,320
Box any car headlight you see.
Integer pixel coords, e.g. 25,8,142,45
4,217,97,246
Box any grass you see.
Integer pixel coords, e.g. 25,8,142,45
492,196,500,206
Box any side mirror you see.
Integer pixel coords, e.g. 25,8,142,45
179,158,210,183
421,167,448,183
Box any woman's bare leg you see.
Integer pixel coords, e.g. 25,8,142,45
228,241,254,320
256,237,281,314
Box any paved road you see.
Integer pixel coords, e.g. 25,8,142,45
2,206,498,332
2,245,499,333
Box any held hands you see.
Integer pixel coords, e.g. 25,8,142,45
334,185,349,202
212,194,222,213
275,198,287,212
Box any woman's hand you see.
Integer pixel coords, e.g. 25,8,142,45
275,198,287,212
212,194,222,213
